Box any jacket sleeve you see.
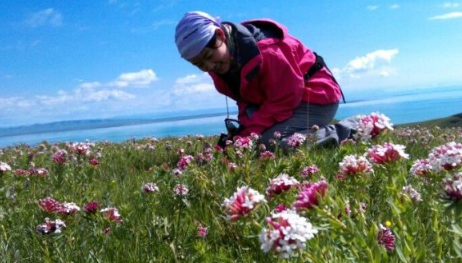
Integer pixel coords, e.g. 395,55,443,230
238,45,305,136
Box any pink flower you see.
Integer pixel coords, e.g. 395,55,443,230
197,224,208,238
100,207,122,224
265,174,300,198
365,142,409,164
14,169,29,176
443,172,462,201
57,202,81,215
228,162,238,171
259,209,318,259
401,185,422,202
88,157,100,166
222,186,266,222
233,136,253,150
172,168,182,176
287,133,306,149
38,197,61,213
173,184,189,196
143,182,159,193
410,159,432,176
273,131,281,139
68,142,91,155
196,153,205,164
273,204,288,213
428,142,462,172
354,112,394,140
176,155,194,170
52,149,67,164
300,165,320,178
293,180,328,211
36,218,66,235
258,143,267,151
204,153,213,162
250,132,260,141
84,201,99,214
30,168,49,177
338,155,373,176
377,224,396,251
259,151,275,161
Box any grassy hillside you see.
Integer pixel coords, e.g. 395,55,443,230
397,112,462,128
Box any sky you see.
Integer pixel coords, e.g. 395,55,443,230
1,0,462,128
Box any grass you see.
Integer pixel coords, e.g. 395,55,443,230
0,118,462,262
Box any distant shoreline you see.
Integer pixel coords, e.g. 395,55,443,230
0,111,237,138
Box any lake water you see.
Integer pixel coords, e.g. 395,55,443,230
1,86,461,148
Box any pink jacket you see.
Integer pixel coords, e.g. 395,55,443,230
209,19,342,136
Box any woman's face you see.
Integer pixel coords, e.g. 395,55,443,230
188,29,232,74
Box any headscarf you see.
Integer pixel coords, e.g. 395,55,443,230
175,11,221,60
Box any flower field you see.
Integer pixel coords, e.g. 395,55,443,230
1,113,462,262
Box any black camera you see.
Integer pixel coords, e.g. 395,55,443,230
216,118,243,148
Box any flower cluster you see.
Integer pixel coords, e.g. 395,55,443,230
286,133,306,149
38,197,81,215
36,218,66,235
173,184,189,196
338,154,373,177
100,207,122,224
265,174,300,198
0,162,12,173
377,224,396,251
197,223,208,238
401,185,423,202
222,186,266,222
84,201,99,214
68,142,93,155
52,149,68,163
409,159,432,176
428,142,462,172
142,182,159,193
176,155,194,171
259,209,318,259
354,112,394,140
300,164,320,178
259,151,275,161
233,136,253,150
365,142,409,164
442,172,462,201
293,180,328,211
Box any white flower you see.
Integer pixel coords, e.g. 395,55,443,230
260,209,318,259
0,162,12,173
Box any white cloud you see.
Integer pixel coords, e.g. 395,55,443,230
0,97,35,110
173,73,215,95
170,73,227,110
390,4,400,9
429,12,462,20
443,2,460,8
79,82,102,89
367,5,378,11
25,8,63,28
333,49,399,79
110,69,158,88
152,20,176,30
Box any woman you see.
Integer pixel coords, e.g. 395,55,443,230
175,11,350,148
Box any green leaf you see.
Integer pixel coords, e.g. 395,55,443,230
395,243,409,263
451,223,462,236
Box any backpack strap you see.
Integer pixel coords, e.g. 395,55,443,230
304,52,346,103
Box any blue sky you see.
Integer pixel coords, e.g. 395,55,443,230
1,0,461,127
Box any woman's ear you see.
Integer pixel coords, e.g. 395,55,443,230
215,28,226,42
